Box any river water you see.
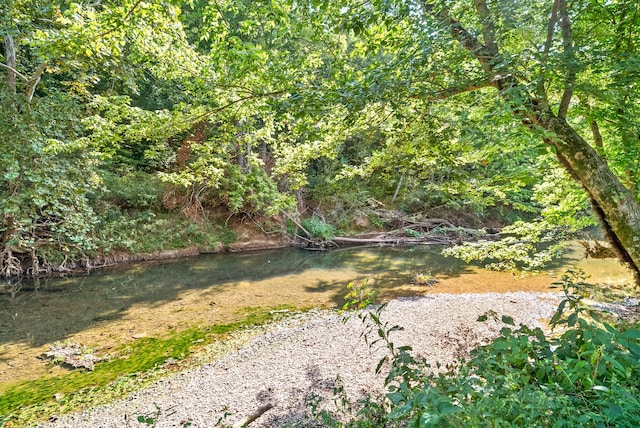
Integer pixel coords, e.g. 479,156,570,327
0,244,632,389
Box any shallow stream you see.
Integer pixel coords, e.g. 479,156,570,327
0,244,632,389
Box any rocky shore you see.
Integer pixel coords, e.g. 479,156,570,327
42,292,561,428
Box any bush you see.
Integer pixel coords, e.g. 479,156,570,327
93,211,235,254
324,272,640,427
100,170,164,210
301,216,336,240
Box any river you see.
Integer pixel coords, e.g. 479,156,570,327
0,243,632,390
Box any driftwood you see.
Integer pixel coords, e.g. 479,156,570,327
332,236,447,245
298,216,487,250
232,403,274,427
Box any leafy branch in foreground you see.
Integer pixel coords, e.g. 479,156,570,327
442,220,572,271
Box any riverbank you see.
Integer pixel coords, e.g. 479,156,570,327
40,291,562,427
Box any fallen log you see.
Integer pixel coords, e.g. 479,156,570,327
331,236,448,245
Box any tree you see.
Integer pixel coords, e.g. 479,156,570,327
420,0,640,280
0,1,201,276
309,0,640,280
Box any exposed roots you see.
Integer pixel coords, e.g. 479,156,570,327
0,248,24,278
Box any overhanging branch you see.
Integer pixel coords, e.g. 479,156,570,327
0,62,29,81
413,80,496,101
187,90,289,123
420,1,497,77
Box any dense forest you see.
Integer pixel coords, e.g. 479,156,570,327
1,0,639,279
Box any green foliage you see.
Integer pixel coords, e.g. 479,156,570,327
301,216,336,240
100,170,164,210
0,94,101,275
93,212,235,254
326,273,640,427
3,0,639,276
442,220,571,271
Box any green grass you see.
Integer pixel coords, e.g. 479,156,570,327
0,304,298,426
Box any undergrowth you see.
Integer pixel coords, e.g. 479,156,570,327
309,271,640,427
93,211,236,254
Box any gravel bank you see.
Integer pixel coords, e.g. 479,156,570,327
43,292,561,427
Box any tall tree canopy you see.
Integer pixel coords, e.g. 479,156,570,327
1,0,639,280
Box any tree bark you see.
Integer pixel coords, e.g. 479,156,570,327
4,35,17,94
25,62,47,103
542,115,640,281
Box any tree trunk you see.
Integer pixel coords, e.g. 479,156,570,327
541,114,640,281
260,140,267,163
4,35,17,94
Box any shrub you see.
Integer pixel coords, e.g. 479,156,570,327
301,216,336,240
326,271,640,427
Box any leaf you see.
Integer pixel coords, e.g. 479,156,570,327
501,315,515,326
621,329,640,339
550,299,568,325
604,404,623,421
591,385,609,392
628,342,640,359
477,314,488,322
375,355,388,375
567,312,578,327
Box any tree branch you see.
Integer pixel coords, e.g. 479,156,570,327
541,0,561,65
232,403,273,428
473,0,498,56
25,62,48,104
0,62,29,82
590,118,603,148
557,0,575,119
536,0,561,100
420,1,496,76
413,80,496,101
188,90,289,123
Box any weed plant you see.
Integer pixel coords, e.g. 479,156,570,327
301,216,336,240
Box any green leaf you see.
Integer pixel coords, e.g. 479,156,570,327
621,329,640,339
500,327,512,337
501,315,515,326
